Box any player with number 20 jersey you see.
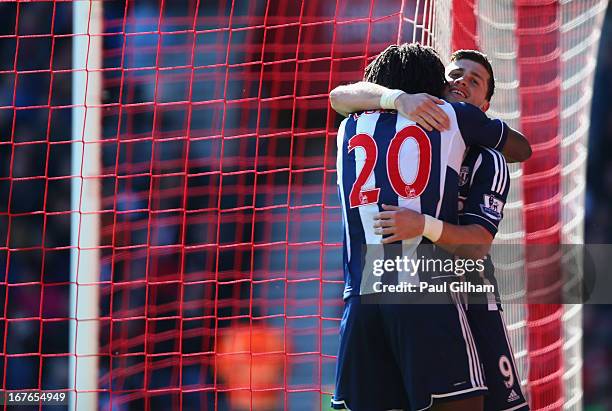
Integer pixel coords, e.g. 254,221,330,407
336,101,506,299
333,43,516,411
334,103,508,411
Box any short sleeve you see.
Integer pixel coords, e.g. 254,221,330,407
458,147,510,235
451,102,508,151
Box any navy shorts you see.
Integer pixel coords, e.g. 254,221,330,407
466,306,529,411
332,294,487,411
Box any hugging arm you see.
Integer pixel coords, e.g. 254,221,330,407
330,82,532,162
373,205,493,260
329,82,449,131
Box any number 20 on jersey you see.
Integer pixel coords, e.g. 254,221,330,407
348,125,432,208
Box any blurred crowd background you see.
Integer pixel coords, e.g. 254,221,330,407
0,1,610,410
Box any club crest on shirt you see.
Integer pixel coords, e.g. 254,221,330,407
459,166,470,186
480,194,504,220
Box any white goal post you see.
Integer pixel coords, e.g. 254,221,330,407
69,1,103,410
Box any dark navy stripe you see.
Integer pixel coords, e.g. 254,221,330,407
372,112,399,209
419,129,441,217
458,148,479,201
439,167,460,224
341,115,365,295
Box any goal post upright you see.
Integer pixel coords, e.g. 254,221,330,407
69,1,103,410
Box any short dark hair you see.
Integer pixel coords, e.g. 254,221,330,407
364,43,447,98
450,49,495,101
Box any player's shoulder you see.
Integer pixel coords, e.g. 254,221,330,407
464,146,509,189
350,109,396,120
448,101,487,119
438,100,458,116
337,116,349,139
469,146,508,169
442,101,489,133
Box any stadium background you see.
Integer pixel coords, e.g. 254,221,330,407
0,0,611,410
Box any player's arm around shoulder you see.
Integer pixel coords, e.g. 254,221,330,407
329,81,389,117
329,82,450,131
371,147,509,260
372,204,493,260
452,102,532,163
503,126,532,163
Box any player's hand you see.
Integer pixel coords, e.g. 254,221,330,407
395,93,450,132
373,204,426,243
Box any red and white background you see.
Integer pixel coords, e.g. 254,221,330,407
0,0,607,410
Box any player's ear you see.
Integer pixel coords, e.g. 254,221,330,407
480,100,490,112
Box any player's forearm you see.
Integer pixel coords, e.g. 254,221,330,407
435,223,493,260
329,81,389,116
375,206,494,259
502,127,532,163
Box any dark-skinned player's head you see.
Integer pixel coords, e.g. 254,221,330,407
364,43,447,98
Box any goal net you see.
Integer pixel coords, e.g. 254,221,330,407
0,0,607,410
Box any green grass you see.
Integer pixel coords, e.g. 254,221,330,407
321,393,335,411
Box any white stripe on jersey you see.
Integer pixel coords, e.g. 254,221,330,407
394,114,423,284
351,113,386,296
394,113,422,215
439,103,467,219
497,149,509,193
470,154,483,188
451,292,485,388
489,148,503,193
440,102,468,174
336,119,351,261
483,147,508,194
354,111,382,247
499,151,508,193
493,150,503,193
487,147,500,192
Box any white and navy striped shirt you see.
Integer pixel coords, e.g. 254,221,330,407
458,146,511,309
336,101,508,299
458,146,510,235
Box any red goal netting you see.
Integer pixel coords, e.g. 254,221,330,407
96,2,409,408
0,0,606,410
